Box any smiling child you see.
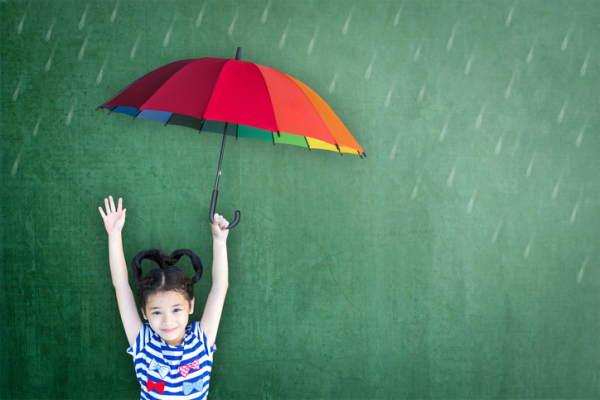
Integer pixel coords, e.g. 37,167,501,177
99,196,230,399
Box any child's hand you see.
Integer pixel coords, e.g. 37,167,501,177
99,196,126,235
211,213,229,242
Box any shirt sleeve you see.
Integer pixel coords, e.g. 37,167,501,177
126,323,152,357
194,322,217,356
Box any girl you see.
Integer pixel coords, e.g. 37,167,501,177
99,196,230,399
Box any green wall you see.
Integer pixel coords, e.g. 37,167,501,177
1,0,599,398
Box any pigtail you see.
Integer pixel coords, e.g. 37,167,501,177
131,249,169,287
169,249,203,284
131,249,202,286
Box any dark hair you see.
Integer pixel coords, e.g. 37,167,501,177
131,249,202,310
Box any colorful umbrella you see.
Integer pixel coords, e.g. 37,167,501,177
97,48,365,228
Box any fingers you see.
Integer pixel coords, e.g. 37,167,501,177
212,213,229,229
220,217,229,229
101,196,124,218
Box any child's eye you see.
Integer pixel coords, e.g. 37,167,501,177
173,308,181,313
153,311,161,315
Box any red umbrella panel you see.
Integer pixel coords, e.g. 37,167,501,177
98,48,365,228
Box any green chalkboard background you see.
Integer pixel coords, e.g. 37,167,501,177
1,0,599,398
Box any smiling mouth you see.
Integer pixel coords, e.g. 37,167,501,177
162,327,178,333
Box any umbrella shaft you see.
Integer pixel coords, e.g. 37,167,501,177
214,122,229,191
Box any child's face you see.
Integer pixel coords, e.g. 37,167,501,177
142,290,195,346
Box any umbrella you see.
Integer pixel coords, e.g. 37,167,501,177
97,47,365,229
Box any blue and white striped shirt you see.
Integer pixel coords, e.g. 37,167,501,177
127,322,216,399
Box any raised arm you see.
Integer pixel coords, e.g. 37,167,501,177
99,196,142,346
201,213,230,348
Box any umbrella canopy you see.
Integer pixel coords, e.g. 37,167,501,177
98,48,365,228
98,54,365,156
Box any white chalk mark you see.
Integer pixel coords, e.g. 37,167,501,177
33,116,41,137
196,2,207,27
414,39,423,62
465,54,474,75
552,176,560,199
576,124,585,148
418,83,426,102
365,53,377,81
506,4,515,27
11,150,23,177
526,153,536,177
393,2,404,26
558,100,567,123
96,59,107,85
561,28,571,51
46,18,56,42
163,25,173,47
577,258,588,283
492,221,503,243
411,178,420,200
329,71,338,94
527,42,535,63
495,134,504,156
45,46,56,72
384,85,393,108
66,102,75,126
439,121,448,142
79,3,90,30
228,13,238,36
111,1,119,23
18,10,26,34
389,142,397,160
475,104,485,129
308,27,319,55
505,74,514,98
279,22,290,49
570,200,580,224
342,6,354,35
447,163,456,187
467,190,477,213
78,35,89,60
130,35,141,60
447,23,458,51
261,0,271,24
13,76,23,101
580,51,590,77
524,237,533,259
389,134,401,160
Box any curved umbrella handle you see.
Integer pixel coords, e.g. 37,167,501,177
209,190,240,229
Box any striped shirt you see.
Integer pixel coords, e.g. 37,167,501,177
127,322,216,399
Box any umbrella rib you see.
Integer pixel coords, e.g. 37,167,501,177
304,136,311,151
164,113,174,126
